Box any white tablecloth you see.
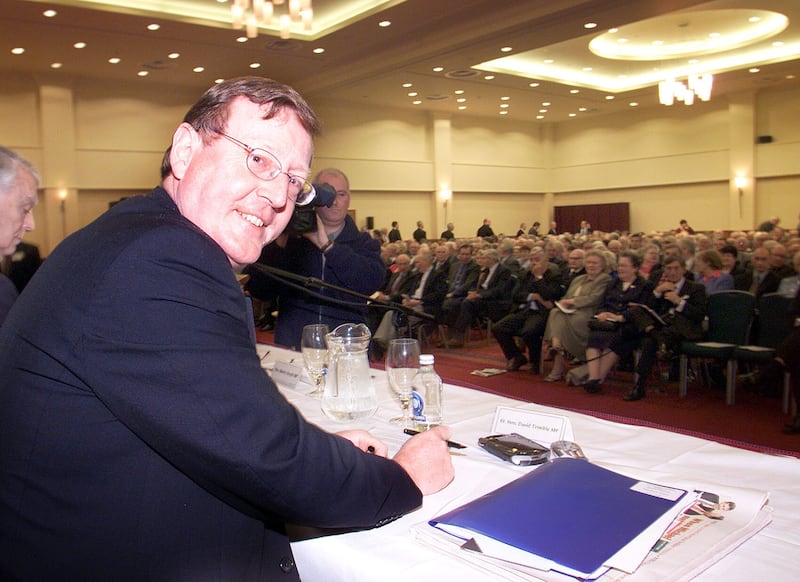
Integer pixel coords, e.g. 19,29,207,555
258,345,800,581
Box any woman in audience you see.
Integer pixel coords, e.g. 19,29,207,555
582,251,655,393
695,249,734,295
639,243,662,283
542,250,611,382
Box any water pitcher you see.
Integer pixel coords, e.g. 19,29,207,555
321,323,377,421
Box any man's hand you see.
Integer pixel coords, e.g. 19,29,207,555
336,430,388,457
302,213,329,249
393,426,455,495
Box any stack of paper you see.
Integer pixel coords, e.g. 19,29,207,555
428,459,695,580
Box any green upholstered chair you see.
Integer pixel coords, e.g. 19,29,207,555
678,291,756,405
732,293,794,413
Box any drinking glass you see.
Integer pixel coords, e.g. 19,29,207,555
301,324,329,396
386,338,420,426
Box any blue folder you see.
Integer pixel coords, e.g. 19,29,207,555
430,458,688,579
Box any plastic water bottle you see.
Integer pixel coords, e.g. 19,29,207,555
411,354,443,429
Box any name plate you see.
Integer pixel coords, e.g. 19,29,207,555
271,360,303,389
490,406,573,446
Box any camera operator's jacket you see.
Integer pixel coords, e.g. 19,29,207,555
252,214,385,349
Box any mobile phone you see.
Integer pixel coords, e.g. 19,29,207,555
478,433,550,466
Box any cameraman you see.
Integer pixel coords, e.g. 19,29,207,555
247,168,385,349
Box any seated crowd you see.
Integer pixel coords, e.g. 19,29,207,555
366,220,800,408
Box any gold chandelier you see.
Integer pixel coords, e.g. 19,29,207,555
658,73,713,106
230,0,314,39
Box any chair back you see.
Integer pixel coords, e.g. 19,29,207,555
705,290,755,344
754,292,793,348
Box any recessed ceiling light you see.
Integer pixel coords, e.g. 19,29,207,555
402,83,413,88
73,42,86,49
454,89,464,95
236,36,248,43
484,75,495,80
378,20,391,28
215,78,225,84
749,16,761,23
539,109,548,113
147,24,160,31
749,67,760,73
787,74,796,79
570,89,579,94
458,106,467,110
193,66,205,73
43,9,57,17
168,53,180,59
629,102,639,107
499,110,508,115
412,100,422,105
313,47,325,54
617,38,628,43
501,46,512,52
584,22,597,29
543,59,554,64
609,28,618,33
500,103,509,108
569,113,577,117
579,107,587,112
11,47,25,55
137,71,149,77
456,98,466,103
249,63,261,69
408,92,418,97
529,82,539,88
108,57,121,64
605,95,615,100
433,66,444,72
50,62,63,69
536,115,544,119
500,96,509,101
541,102,551,106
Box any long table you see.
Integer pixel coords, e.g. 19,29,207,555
258,345,800,581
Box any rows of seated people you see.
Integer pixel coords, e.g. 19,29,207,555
370,226,800,402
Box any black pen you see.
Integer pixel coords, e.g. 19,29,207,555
403,428,466,449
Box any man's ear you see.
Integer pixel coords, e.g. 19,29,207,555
169,123,202,180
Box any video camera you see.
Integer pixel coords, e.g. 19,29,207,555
287,182,337,235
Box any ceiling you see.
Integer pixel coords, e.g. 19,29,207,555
2,0,800,122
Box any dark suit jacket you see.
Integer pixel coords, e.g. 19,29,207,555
447,260,480,298
471,264,515,320
407,266,448,317
0,188,420,581
653,278,708,341
734,269,781,297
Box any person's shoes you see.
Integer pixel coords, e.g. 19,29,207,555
543,372,563,382
506,355,528,371
783,417,800,435
623,385,646,401
583,379,602,394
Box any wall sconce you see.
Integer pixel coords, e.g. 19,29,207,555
440,187,452,207
734,176,748,218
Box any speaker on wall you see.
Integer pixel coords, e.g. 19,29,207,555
366,216,374,230
757,135,774,144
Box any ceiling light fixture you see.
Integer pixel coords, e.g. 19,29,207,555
230,0,313,39
658,73,713,106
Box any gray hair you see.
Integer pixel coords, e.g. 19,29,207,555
0,146,40,193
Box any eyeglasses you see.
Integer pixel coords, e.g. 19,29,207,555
213,131,315,206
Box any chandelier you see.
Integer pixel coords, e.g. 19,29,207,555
230,0,314,39
658,73,713,106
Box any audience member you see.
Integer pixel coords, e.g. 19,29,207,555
547,220,558,235
583,251,655,393
491,248,563,374
542,249,611,382
476,218,494,238
757,216,780,232
625,255,707,401
720,244,746,279
516,223,527,237
735,247,780,297
560,248,585,289
440,222,455,240
777,251,800,298
388,220,402,242
0,77,454,580
675,219,695,235
765,287,800,434
412,220,427,243
497,238,521,275
770,243,793,279
249,167,385,349
694,249,734,295
441,243,480,312
639,243,662,283
528,221,541,236
442,249,513,347
0,146,39,326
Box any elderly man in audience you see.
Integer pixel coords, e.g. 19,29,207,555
735,246,780,296
624,255,708,401
0,147,39,326
542,249,611,382
560,248,585,289
769,243,794,279
491,248,562,374
497,239,521,275
443,249,514,347
777,251,800,298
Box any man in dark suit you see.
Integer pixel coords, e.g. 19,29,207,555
445,249,514,347
735,247,780,297
476,218,494,238
412,220,427,243
0,77,454,581
388,220,402,242
624,255,707,401
440,243,480,335
368,253,414,335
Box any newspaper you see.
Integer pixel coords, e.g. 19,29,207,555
412,483,771,582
